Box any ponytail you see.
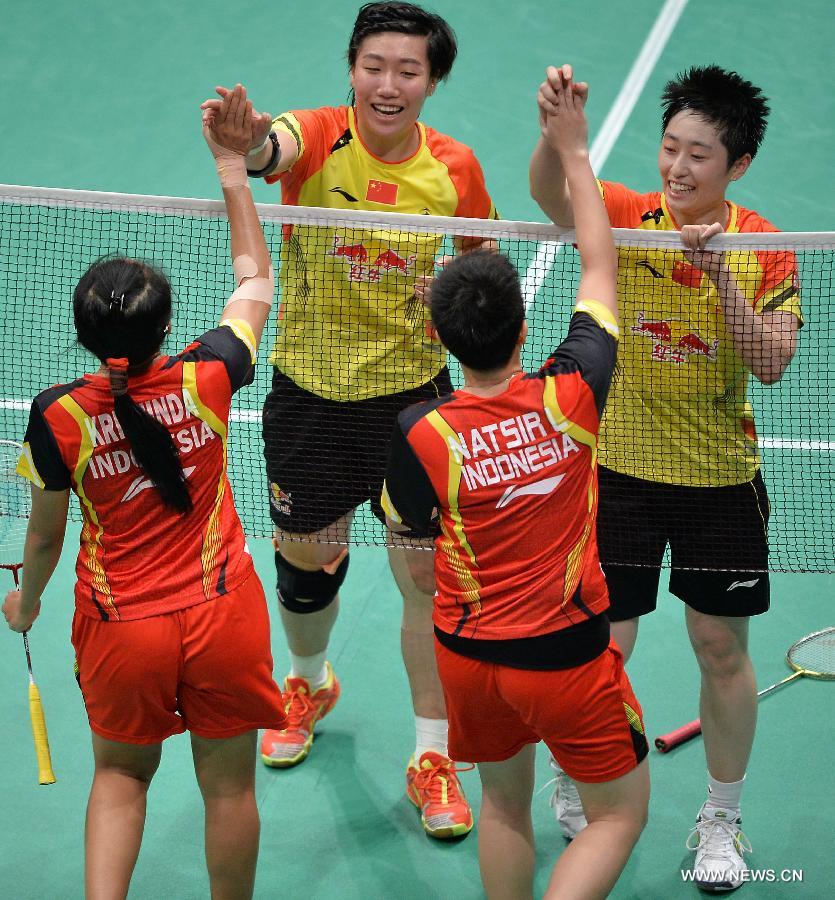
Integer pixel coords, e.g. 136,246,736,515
104,356,192,513
75,258,193,514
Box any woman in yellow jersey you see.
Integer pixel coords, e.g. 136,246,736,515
531,64,801,891
201,2,496,839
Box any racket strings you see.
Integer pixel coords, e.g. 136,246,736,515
0,441,29,566
788,628,835,678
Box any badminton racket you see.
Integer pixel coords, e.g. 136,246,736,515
655,627,835,752
0,439,56,784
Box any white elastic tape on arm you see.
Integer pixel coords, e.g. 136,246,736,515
226,265,275,307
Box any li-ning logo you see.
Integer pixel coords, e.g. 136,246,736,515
121,466,195,503
495,474,565,509
727,579,760,592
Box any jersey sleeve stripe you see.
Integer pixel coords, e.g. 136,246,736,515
220,319,257,364
16,442,45,489
380,482,403,524
575,300,619,338
273,114,304,158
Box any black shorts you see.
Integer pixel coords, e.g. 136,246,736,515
597,466,770,619
263,367,453,534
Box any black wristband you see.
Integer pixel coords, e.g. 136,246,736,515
246,131,280,178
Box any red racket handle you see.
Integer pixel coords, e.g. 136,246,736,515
654,718,702,752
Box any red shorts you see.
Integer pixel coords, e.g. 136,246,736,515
435,638,648,783
72,570,287,744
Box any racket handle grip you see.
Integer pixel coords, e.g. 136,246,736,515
654,718,702,753
28,682,56,785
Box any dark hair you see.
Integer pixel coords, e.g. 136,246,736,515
73,257,192,513
661,65,770,166
347,2,457,82
430,250,524,372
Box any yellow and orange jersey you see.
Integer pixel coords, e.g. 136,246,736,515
598,181,802,486
266,105,497,400
17,322,257,621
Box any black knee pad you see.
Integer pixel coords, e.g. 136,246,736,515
275,550,349,614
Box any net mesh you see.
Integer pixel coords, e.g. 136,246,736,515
788,628,835,678
1,184,833,572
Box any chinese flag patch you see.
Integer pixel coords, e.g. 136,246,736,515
672,260,704,289
366,180,398,205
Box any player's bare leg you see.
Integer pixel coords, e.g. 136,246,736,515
685,610,756,782
477,745,537,899
610,617,639,662
389,533,473,838
192,731,260,900
261,514,351,768
387,535,445,719
85,735,162,900
550,618,640,840
547,758,649,900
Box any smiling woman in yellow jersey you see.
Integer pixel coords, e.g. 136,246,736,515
266,103,495,400
201,2,496,843
531,64,802,891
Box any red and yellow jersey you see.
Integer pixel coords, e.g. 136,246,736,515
382,301,618,640
17,322,257,622
266,105,497,400
597,181,802,486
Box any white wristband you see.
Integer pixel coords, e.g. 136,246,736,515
247,133,271,157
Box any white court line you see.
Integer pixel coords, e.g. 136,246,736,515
2,398,831,450
522,0,689,308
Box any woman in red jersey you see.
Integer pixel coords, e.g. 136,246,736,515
3,86,283,900
384,73,649,900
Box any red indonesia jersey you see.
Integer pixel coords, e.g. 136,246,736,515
17,322,257,622
382,302,619,641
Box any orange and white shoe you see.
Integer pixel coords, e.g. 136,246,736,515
260,662,340,768
406,750,474,839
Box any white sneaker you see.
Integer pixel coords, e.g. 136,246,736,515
547,758,588,840
686,803,752,892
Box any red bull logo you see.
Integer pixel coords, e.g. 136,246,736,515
327,235,416,283
327,236,368,264
269,482,292,516
632,312,719,365
675,331,719,360
631,312,672,342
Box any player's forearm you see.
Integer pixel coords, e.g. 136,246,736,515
20,532,63,612
563,152,617,298
714,271,797,383
530,137,575,226
224,184,271,277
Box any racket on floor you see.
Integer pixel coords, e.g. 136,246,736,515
655,627,835,752
0,439,56,784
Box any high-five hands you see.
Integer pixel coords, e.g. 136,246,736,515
201,84,272,154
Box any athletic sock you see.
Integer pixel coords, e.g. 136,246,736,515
704,774,745,818
289,651,328,690
414,716,449,760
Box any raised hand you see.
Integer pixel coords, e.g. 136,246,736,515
538,65,589,133
540,70,589,161
201,84,272,154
